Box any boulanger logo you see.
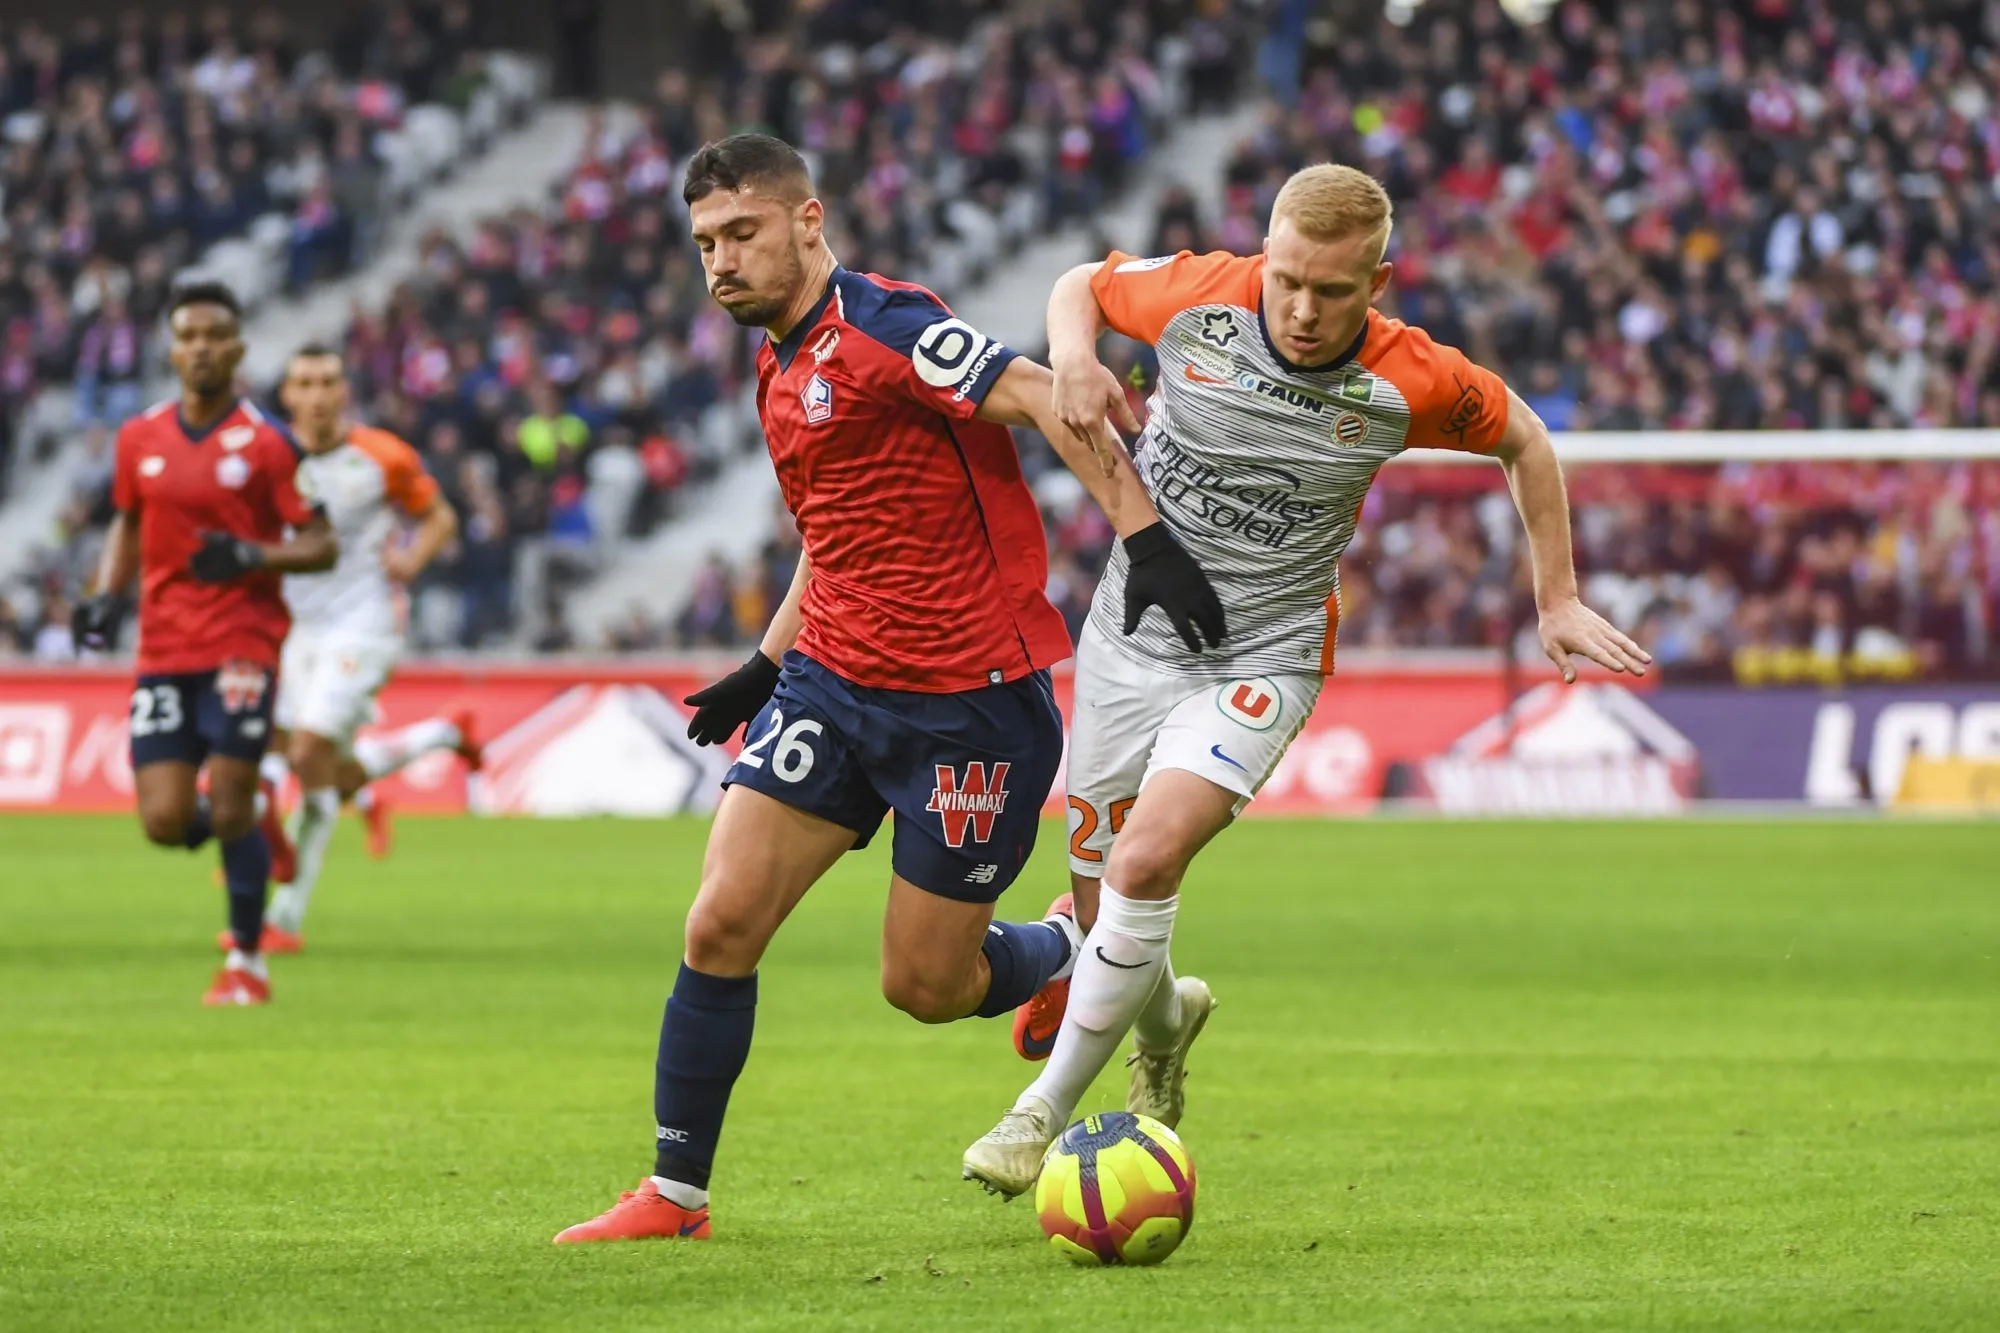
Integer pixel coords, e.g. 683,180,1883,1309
913,318,1005,400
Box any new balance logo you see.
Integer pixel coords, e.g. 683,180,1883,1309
927,761,1011,848
964,863,999,885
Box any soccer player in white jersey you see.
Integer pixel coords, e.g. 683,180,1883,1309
962,165,1652,1196
234,345,482,952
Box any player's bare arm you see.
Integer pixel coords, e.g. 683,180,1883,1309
758,548,810,661
977,358,1158,536
1493,390,1651,683
383,497,458,584
683,550,806,747
1045,262,1143,453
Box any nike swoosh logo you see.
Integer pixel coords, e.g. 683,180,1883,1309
1019,1026,1058,1058
1094,946,1152,970
1210,744,1248,772
1183,365,1228,385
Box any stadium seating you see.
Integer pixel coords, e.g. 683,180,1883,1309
655,0,2000,679
0,7,539,444
4,2,1995,681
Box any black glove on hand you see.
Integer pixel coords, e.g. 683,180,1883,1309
188,531,264,583
683,650,782,746
71,593,127,653
1121,522,1228,653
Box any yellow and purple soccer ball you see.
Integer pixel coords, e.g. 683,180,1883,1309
1034,1112,1196,1266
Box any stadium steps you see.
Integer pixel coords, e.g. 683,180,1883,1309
0,102,610,590
555,101,1266,649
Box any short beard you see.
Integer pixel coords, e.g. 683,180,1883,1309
714,248,806,329
719,294,789,328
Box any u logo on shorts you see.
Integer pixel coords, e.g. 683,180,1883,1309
1217,679,1281,731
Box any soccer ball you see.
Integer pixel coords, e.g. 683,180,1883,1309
1034,1112,1196,1266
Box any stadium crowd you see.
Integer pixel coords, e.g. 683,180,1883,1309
2,0,1237,655
659,0,2000,678
0,3,512,449
3,0,1997,679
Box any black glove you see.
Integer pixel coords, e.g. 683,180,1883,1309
683,650,782,746
188,531,264,583
1121,522,1227,653
71,593,127,653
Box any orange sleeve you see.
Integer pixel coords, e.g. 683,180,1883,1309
351,426,440,515
1363,314,1511,454
1090,250,1264,345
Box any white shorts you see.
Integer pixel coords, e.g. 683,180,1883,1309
1065,621,1322,877
276,630,400,749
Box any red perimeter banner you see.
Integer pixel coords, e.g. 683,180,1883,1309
0,660,1630,816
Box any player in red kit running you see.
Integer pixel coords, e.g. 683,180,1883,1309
71,283,338,1006
553,134,1224,1244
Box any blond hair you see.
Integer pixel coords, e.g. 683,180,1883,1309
1271,164,1394,262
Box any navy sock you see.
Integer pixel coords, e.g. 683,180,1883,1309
652,963,757,1189
182,797,214,851
219,828,271,953
975,918,1073,1018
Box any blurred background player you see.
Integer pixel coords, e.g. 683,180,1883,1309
232,344,479,954
553,134,1223,1245
963,166,1651,1196
70,282,337,1006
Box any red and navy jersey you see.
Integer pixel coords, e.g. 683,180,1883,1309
111,397,322,674
755,267,1070,693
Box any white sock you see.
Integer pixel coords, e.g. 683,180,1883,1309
649,1175,709,1210
352,786,376,812
266,787,339,934
1132,959,1183,1054
353,718,462,782
259,750,291,788
253,788,269,820
225,948,268,980
1023,885,1178,1124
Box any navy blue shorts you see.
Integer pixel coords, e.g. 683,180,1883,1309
128,662,277,770
723,651,1063,903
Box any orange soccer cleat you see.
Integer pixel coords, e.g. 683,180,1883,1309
450,707,484,772
1013,892,1077,1061
357,790,393,859
552,1179,711,1244
201,967,271,1006
258,778,296,885
215,925,303,954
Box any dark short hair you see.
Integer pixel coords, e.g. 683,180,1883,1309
681,133,812,206
167,280,242,321
287,341,342,368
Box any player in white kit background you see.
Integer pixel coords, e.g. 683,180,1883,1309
241,345,483,952
963,164,1652,1196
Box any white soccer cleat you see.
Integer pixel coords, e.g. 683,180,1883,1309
961,1095,1059,1200
1125,976,1216,1130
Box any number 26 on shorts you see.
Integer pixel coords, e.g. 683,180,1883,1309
737,708,822,783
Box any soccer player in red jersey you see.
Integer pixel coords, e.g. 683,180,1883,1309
553,135,1225,1244
71,283,338,1006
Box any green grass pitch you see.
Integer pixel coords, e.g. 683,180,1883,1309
2,814,1996,1331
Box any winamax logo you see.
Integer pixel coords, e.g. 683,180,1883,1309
927,761,1010,847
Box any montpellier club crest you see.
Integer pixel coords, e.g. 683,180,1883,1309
927,761,1010,847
